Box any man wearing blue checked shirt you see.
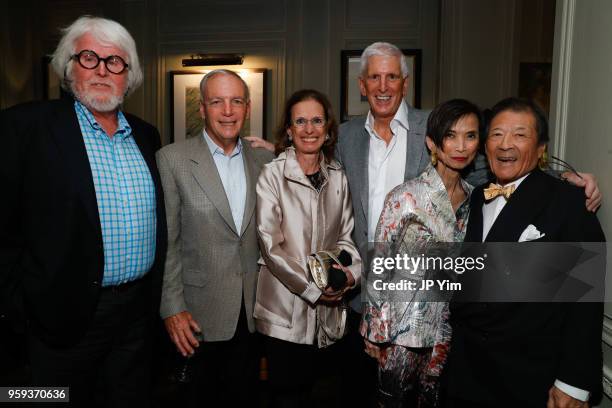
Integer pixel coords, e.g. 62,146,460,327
0,16,167,407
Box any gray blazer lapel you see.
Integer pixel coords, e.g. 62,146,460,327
404,106,427,181
240,142,258,237
356,127,370,221
189,137,238,234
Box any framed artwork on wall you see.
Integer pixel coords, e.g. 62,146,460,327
170,68,266,143
340,49,421,122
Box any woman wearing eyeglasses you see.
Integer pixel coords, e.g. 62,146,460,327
255,89,362,406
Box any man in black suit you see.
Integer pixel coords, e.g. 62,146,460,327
0,16,166,407
446,98,605,407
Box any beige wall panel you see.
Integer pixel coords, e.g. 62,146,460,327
344,0,419,32
158,0,286,35
121,0,148,120
439,0,519,108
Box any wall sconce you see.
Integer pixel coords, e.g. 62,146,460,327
182,53,244,67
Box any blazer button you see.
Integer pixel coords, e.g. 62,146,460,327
92,280,100,286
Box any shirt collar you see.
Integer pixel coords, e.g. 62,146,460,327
280,146,340,189
364,100,410,138
497,172,530,188
74,100,131,139
423,162,473,211
202,129,242,158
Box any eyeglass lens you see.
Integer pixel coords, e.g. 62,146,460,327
73,50,128,74
294,117,326,128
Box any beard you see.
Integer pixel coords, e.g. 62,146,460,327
71,79,125,113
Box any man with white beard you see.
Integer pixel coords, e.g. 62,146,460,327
0,16,167,407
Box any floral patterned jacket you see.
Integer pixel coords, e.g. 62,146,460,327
361,164,472,354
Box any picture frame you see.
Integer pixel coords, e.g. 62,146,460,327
340,49,422,122
170,68,266,143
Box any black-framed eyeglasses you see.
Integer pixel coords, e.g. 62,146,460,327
69,50,129,74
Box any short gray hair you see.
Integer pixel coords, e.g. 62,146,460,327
199,69,250,102
360,42,409,78
51,15,143,96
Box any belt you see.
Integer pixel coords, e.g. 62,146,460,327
101,277,144,293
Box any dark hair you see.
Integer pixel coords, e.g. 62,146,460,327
485,97,549,144
426,98,483,148
274,89,338,162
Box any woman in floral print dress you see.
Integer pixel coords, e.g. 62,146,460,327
360,99,483,407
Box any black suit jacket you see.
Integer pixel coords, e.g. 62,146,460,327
447,169,605,407
0,98,167,346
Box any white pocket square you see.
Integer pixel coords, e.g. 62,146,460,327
518,224,545,242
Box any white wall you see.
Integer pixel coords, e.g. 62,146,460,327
550,0,612,405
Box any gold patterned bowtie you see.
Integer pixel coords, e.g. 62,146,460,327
483,183,516,200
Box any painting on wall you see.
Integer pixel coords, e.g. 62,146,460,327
340,49,421,122
170,69,266,142
519,62,552,117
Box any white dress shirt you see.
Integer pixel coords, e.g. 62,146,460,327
481,173,529,240
203,130,247,233
366,100,409,241
481,172,589,402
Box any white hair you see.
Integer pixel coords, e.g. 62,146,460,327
51,15,143,97
199,69,250,102
359,42,409,78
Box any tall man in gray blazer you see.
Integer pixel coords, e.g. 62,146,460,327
335,40,464,407
156,69,274,406
336,42,490,312
334,41,601,406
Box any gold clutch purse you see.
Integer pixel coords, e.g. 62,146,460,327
307,249,350,291
307,249,353,347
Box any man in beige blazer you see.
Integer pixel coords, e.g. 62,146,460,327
156,69,274,406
